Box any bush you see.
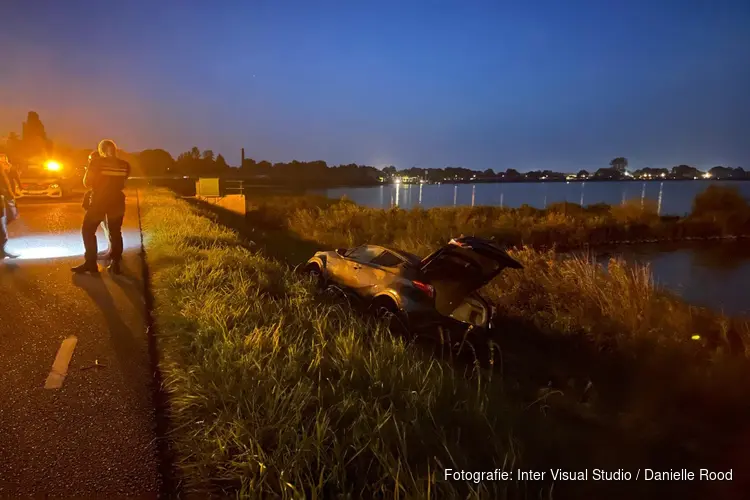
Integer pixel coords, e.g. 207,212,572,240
690,185,750,235
692,185,749,216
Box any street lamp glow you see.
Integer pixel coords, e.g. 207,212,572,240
702,172,712,179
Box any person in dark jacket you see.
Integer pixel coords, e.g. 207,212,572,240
0,161,18,259
82,150,112,260
72,139,130,274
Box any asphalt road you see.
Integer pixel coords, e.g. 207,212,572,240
0,195,161,498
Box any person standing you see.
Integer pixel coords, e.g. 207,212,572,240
0,154,21,196
72,139,130,274
8,161,21,196
83,150,112,260
0,159,18,259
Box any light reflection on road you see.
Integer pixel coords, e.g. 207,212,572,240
5,230,142,261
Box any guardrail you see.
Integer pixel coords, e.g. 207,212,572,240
127,177,291,197
223,179,244,195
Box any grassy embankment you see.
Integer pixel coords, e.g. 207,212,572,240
142,185,750,498
142,191,531,499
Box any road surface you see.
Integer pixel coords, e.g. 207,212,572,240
0,195,162,497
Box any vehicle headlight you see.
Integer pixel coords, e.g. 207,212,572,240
49,184,59,189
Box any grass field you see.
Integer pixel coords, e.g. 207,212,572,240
142,187,750,499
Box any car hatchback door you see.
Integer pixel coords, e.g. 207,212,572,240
420,238,522,318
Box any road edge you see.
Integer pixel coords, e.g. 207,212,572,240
135,188,180,498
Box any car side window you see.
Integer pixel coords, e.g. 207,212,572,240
370,250,403,268
346,246,383,264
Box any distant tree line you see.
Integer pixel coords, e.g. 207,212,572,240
2,112,748,186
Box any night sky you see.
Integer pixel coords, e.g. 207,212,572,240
1,0,749,172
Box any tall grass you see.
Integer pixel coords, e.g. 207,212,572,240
487,247,749,353
142,191,529,499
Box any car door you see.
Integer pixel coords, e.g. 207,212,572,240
357,249,404,298
338,245,384,293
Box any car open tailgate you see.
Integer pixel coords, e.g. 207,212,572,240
420,237,522,318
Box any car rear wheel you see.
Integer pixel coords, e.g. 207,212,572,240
372,297,409,335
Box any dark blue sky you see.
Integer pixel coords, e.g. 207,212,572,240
1,0,749,172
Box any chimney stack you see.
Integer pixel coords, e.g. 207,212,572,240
241,148,245,166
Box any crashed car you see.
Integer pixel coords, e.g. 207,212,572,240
303,236,523,331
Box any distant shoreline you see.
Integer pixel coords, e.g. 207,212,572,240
370,177,750,185
126,176,750,195
280,177,750,190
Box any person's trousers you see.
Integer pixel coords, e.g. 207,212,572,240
82,208,124,264
102,217,110,245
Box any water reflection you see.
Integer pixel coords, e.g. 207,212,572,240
640,182,646,208
657,182,663,215
687,241,750,271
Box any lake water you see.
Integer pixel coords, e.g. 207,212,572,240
589,241,750,318
318,180,750,216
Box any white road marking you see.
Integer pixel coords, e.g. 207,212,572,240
44,336,78,389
